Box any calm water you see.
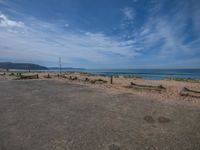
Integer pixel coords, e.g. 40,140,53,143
82,69,200,80
10,68,200,80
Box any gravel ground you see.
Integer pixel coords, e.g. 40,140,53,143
0,80,200,150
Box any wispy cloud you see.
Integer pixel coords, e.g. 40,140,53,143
122,7,135,20
128,0,200,60
0,0,199,68
0,12,139,68
0,13,24,28
111,0,200,68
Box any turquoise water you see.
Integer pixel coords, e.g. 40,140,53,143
10,68,200,80
82,69,200,80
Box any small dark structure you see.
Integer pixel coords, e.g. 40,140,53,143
44,74,51,78
69,76,78,80
110,76,113,84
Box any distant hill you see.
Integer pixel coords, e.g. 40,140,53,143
0,62,48,70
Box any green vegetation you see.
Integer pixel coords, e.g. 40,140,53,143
166,77,200,83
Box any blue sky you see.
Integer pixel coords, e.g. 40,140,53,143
0,0,200,68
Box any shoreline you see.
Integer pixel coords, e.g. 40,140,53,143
0,71,200,106
1,68,200,80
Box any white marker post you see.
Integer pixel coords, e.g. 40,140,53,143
59,57,62,74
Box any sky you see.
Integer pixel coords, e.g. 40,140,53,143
0,0,200,68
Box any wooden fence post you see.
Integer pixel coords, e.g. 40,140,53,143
110,76,113,84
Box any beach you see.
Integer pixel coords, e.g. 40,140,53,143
1,71,199,105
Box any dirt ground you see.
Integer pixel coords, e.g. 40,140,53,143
0,80,200,150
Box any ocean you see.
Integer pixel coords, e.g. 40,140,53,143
7,68,200,80
80,69,200,80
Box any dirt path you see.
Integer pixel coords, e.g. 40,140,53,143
0,80,200,150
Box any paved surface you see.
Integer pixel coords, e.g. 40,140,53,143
0,80,200,150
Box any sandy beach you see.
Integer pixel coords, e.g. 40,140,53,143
1,71,199,105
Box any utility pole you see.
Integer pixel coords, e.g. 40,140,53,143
59,57,62,74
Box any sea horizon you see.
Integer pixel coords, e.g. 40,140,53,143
48,68,200,80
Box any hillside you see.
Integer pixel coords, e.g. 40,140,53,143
0,62,48,70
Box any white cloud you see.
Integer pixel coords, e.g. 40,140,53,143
126,0,200,62
136,18,191,58
122,7,135,20
0,13,139,68
1,0,199,68
0,13,24,28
